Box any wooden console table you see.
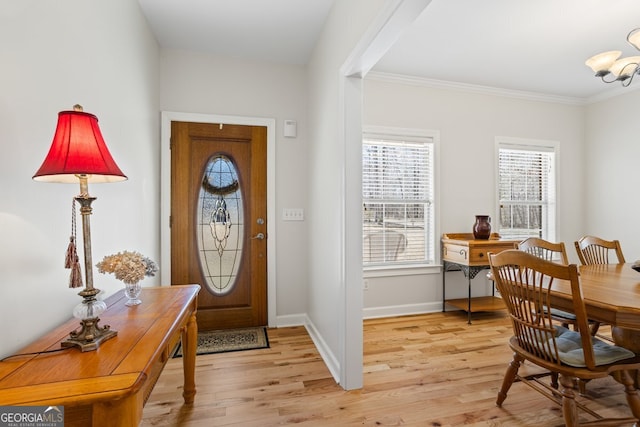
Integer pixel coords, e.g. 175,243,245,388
442,233,517,323
0,285,200,427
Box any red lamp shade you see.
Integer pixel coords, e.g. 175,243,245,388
33,109,127,183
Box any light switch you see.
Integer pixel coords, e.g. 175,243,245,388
283,208,304,221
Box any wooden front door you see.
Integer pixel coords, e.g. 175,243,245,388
171,121,267,330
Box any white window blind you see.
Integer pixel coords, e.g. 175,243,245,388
497,141,556,241
363,133,435,266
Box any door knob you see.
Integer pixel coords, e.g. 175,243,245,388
252,233,265,240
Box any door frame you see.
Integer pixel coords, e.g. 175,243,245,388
160,111,277,327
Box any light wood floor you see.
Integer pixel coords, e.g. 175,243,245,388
141,311,635,426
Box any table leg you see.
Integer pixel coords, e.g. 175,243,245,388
467,271,472,324
182,310,198,404
612,327,640,353
461,265,485,325
442,262,447,312
92,392,141,427
611,326,640,388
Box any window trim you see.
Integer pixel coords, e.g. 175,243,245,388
363,126,440,274
494,136,560,242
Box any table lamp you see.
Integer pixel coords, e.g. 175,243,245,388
33,105,127,351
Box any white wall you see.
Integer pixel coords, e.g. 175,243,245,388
306,0,388,389
362,75,586,314
585,90,640,260
0,1,160,357
159,50,309,321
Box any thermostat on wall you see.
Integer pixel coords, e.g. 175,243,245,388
284,120,297,138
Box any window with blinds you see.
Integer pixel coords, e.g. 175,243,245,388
497,139,557,241
363,131,435,266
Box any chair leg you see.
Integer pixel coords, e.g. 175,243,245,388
496,353,522,407
577,379,589,396
613,370,640,420
559,374,579,427
589,321,601,336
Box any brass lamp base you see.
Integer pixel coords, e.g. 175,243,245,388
62,317,117,352
62,288,117,352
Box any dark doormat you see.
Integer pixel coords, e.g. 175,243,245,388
173,327,269,357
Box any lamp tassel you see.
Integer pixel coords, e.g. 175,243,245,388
64,235,76,269
65,199,83,288
69,255,83,288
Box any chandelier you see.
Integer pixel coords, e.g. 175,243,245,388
585,28,640,86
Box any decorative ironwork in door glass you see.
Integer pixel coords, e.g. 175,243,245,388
196,155,243,295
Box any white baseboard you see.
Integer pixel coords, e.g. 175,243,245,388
362,302,442,319
274,303,444,327
302,315,340,384
273,313,307,328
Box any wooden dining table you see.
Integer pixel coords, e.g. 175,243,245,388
550,263,640,350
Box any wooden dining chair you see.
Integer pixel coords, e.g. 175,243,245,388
518,237,570,265
517,237,579,331
574,235,626,266
518,238,601,395
574,235,625,338
489,249,640,426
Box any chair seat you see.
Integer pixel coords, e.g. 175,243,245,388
547,307,576,321
545,307,602,336
551,326,635,368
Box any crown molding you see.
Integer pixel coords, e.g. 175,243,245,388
584,82,640,104
366,71,588,106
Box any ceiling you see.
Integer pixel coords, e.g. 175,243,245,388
137,0,640,101
137,0,335,65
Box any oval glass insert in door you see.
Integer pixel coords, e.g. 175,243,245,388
196,155,244,295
